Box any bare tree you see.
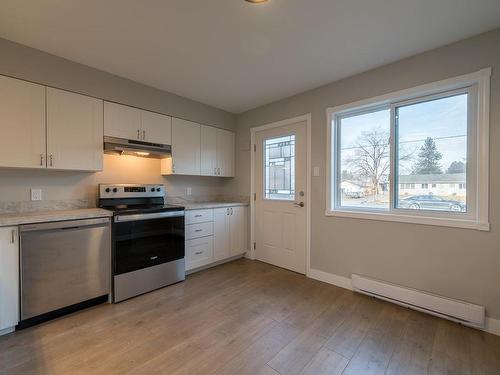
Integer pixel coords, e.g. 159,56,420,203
346,128,414,200
346,128,389,200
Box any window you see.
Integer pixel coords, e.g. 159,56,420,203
264,135,295,200
327,69,490,230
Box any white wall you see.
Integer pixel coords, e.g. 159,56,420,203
229,29,500,320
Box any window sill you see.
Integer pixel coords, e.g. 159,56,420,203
325,209,490,231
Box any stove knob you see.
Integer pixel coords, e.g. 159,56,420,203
105,188,110,193
112,188,118,193
151,188,155,192
156,188,161,192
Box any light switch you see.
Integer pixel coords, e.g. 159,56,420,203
313,166,320,177
31,189,42,201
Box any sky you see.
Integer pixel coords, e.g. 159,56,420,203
338,92,468,176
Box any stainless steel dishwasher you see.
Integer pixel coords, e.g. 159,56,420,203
19,217,111,327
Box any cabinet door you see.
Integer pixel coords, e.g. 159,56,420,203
229,206,246,256
0,227,19,332
213,208,230,262
0,76,46,169
171,118,201,175
186,236,214,270
104,101,141,140
200,125,217,176
141,110,172,144
216,129,235,177
47,88,104,171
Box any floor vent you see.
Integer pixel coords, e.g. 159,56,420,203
352,274,485,329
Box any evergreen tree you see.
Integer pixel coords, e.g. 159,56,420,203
413,137,442,175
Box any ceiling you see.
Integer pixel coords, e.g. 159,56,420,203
0,1,499,113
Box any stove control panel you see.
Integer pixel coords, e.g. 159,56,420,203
99,184,165,199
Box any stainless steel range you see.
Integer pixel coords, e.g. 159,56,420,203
99,184,185,302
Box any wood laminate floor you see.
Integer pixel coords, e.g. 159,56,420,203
1,259,499,375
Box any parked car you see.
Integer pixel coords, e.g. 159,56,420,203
399,195,466,212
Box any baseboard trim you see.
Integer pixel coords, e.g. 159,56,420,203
307,268,500,337
308,268,352,290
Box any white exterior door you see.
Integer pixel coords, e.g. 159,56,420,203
254,120,308,274
47,88,103,171
0,75,46,169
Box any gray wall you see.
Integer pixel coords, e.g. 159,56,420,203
0,38,236,205
230,29,500,320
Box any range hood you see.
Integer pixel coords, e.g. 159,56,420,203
104,136,171,159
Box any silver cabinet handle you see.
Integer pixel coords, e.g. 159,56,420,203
11,229,16,243
40,154,44,166
195,214,202,218
49,154,53,167
195,251,203,255
226,208,230,215
195,229,203,232
230,208,233,215
143,130,146,140
214,167,217,175
172,163,175,173
217,168,221,175
137,129,141,140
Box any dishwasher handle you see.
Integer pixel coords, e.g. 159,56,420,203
20,217,110,232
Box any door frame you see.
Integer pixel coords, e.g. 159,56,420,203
249,113,312,276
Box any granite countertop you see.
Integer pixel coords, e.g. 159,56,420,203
183,202,249,210
0,208,113,227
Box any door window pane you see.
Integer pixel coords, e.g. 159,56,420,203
264,135,295,200
338,108,390,209
396,93,468,212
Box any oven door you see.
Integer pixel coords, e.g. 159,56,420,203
113,211,185,275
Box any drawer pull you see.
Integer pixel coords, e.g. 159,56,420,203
195,251,204,255
195,214,203,218
150,256,158,260
195,229,203,232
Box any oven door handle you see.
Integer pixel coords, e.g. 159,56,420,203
114,211,185,222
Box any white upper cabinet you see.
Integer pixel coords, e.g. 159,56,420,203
104,101,141,140
47,88,104,171
0,75,46,169
168,118,201,175
201,125,217,176
0,226,19,333
216,129,235,177
141,110,172,145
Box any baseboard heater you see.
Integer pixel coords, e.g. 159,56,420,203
351,274,485,329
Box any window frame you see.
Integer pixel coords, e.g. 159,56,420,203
326,69,490,231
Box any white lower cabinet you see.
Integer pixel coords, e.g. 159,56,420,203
0,226,19,334
186,236,213,270
185,206,247,272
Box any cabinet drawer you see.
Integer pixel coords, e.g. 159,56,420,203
186,237,213,270
186,209,213,224
186,222,213,240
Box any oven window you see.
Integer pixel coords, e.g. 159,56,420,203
113,216,185,275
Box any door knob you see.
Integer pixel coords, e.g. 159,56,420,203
293,202,304,207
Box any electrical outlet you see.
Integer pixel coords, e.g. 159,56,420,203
186,187,192,196
31,189,42,201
